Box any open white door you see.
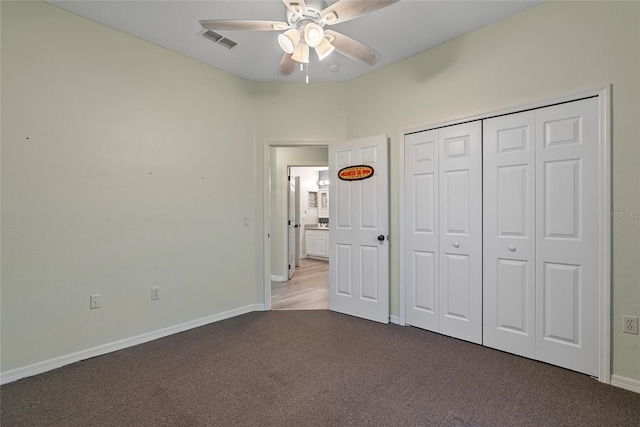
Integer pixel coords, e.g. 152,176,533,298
288,175,296,279
329,135,389,324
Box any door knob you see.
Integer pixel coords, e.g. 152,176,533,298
508,245,516,252
453,242,460,248
378,235,385,242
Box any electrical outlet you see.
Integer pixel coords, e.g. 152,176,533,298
623,316,638,334
90,294,101,309
151,287,160,300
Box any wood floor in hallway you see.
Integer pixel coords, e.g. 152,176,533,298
271,258,328,310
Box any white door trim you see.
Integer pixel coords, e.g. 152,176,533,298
398,86,611,383
262,140,333,311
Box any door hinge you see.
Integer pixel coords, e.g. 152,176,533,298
288,264,291,270
288,220,291,225
288,175,291,181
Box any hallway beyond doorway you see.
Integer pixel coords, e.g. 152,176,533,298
271,258,328,310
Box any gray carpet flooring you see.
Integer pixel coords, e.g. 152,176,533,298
1,310,639,426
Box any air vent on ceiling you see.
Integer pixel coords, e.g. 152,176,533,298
199,30,237,50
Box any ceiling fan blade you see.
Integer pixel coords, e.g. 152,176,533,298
324,30,381,66
282,0,307,16
278,53,297,75
321,0,399,25
200,20,289,31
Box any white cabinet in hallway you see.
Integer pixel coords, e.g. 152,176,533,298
306,228,328,258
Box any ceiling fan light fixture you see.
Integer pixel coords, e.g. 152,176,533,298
303,23,324,48
291,42,309,63
278,28,300,54
315,38,335,60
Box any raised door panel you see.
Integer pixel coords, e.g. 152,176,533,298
404,130,439,331
535,98,599,376
542,262,581,344
496,259,530,332
412,251,436,312
483,111,536,358
443,170,470,234
335,151,352,229
360,246,379,301
336,243,352,296
442,253,470,320
439,121,482,344
543,160,580,239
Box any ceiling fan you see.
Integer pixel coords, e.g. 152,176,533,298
199,0,399,76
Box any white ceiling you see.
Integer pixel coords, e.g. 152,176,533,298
45,0,544,82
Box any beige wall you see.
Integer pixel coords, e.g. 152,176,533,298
344,1,640,380
1,1,257,371
2,0,639,385
254,83,346,144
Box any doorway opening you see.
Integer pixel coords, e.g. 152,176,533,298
272,166,329,310
263,143,330,310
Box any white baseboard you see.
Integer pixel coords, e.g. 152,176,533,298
390,315,401,325
270,274,286,282
611,375,640,394
0,304,262,385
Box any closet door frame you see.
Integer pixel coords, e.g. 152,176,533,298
398,86,611,384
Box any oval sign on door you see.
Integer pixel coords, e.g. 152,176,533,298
338,165,374,181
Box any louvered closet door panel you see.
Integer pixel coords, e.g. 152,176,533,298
483,111,536,358
405,130,439,331
439,121,483,344
535,98,599,376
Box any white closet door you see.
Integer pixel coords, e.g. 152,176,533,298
405,130,439,331
483,111,536,358
535,98,599,376
439,122,483,344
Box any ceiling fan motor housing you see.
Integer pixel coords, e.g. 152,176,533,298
287,5,325,32
283,5,329,57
